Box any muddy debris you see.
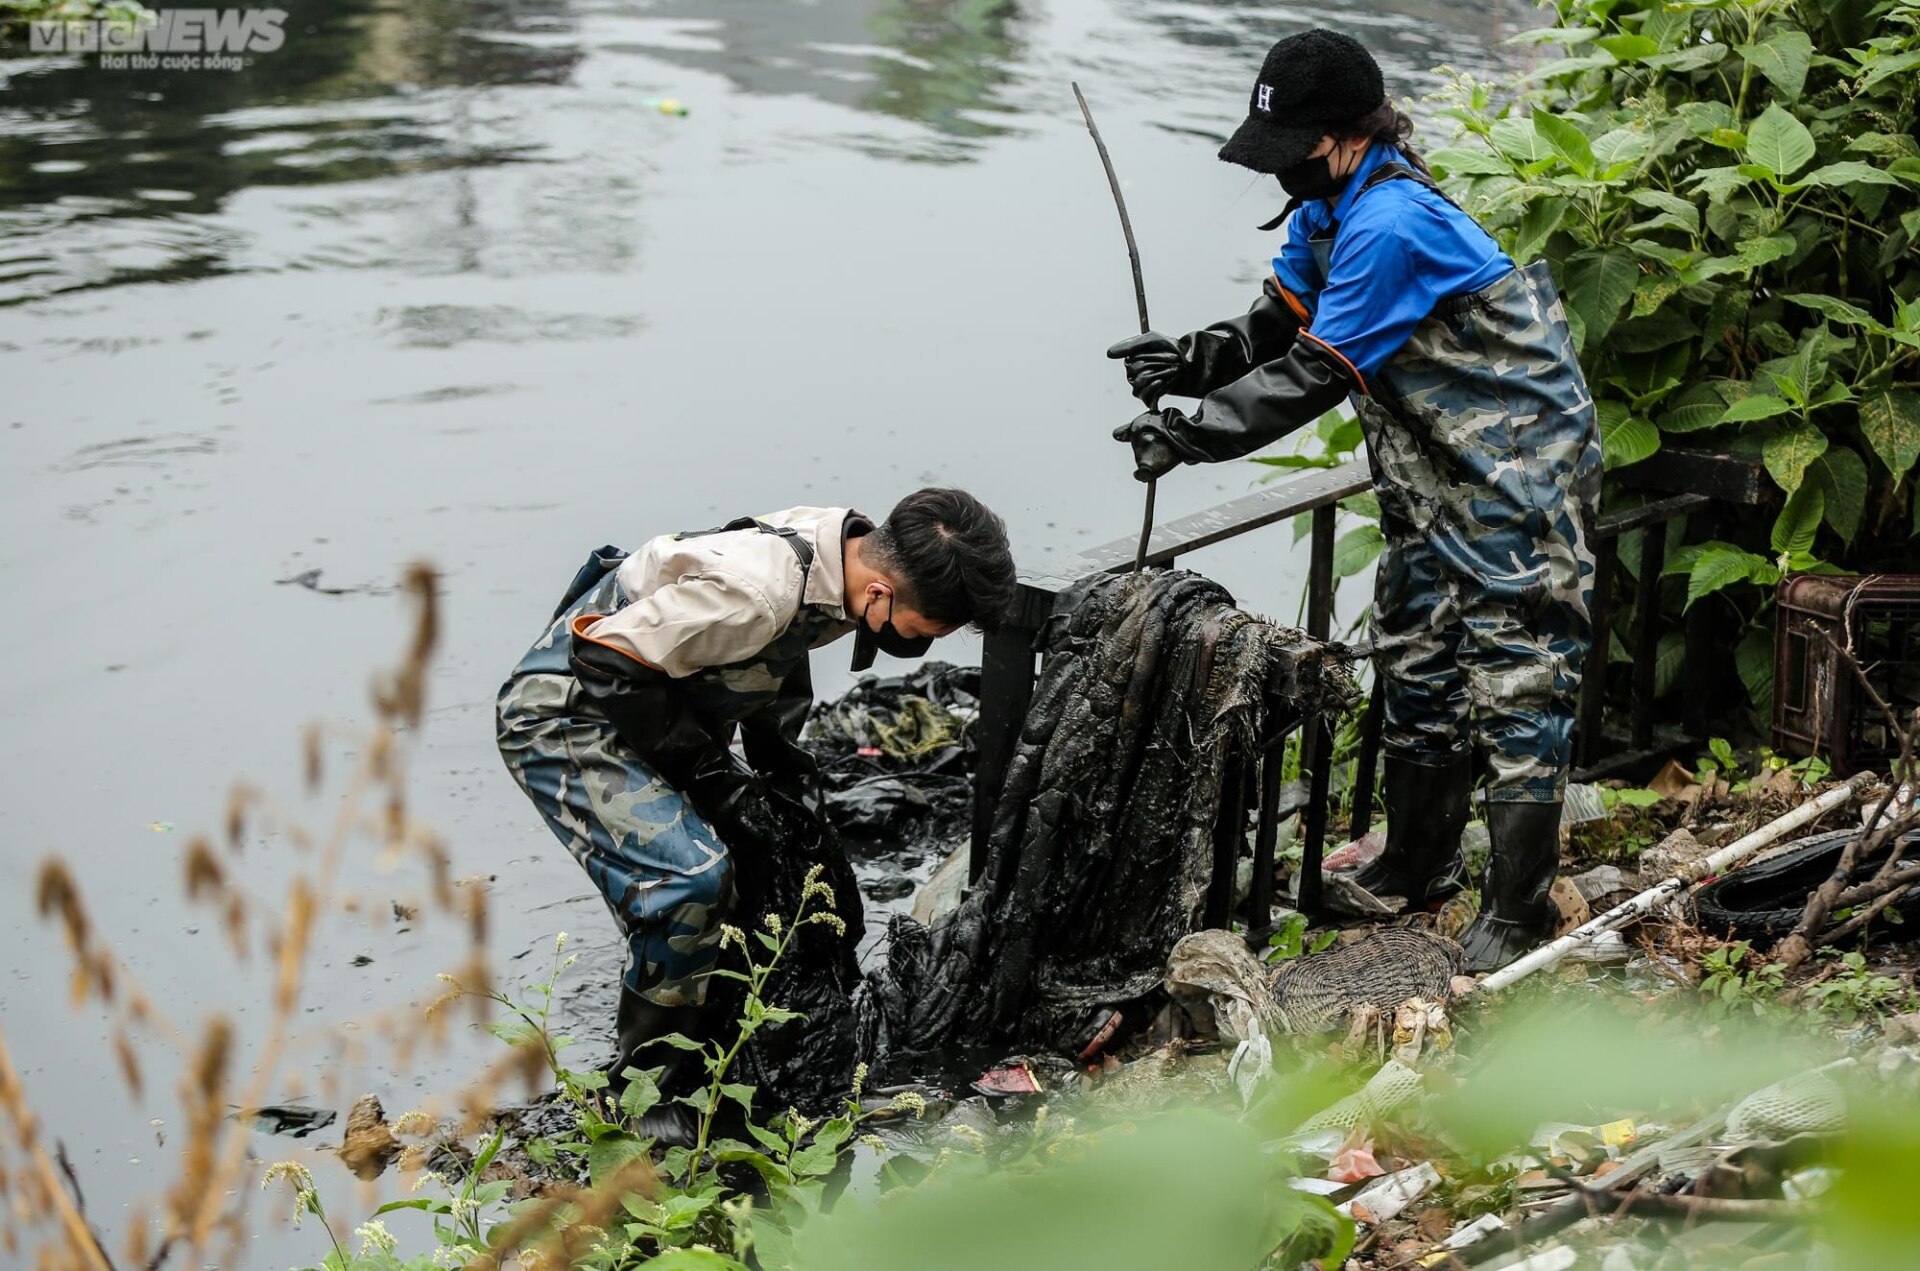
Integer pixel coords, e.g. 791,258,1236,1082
338,1093,402,1180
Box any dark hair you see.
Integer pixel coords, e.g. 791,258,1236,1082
1345,101,1434,179
866,487,1017,633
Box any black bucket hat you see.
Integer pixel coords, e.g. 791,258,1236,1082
1218,29,1386,174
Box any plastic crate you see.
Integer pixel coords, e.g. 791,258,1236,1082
1773,574,1920,775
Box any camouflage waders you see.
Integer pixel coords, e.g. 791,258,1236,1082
1319,166,1603,803
496,542,847,1007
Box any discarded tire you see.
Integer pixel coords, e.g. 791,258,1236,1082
1694,827,1914,942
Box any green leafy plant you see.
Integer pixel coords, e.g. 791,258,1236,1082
1802,950,1916,1022
1264,912,1339,964
1700,939,1790,1016
1417,0,1920,724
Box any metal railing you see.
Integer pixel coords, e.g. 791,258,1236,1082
971,449,1761,921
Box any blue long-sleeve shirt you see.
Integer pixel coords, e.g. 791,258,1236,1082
1272,143,1513,379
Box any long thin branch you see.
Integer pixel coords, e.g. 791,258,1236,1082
0,1029,113,1271
1776,636,1917,971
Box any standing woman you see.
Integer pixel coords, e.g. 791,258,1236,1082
1109,30,1602,972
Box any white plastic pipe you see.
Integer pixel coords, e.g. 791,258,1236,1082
1474,772,1875,995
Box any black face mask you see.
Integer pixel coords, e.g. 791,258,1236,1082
849,590,934,672
1276,154,1348,202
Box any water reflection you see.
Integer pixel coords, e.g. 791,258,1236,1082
0,0,583,304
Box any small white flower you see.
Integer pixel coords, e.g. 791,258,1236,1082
764,913,785,938
719,924,747,953
410,1170,445,1193
354,1220,396,1256
850,1062,868,1099
555,930,569,951
889,1090,927,1116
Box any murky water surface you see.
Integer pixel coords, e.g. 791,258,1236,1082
0,0,1529,1253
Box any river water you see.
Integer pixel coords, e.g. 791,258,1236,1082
0,0,1529,1257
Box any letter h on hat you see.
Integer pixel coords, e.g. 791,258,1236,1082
1218,29,1386,175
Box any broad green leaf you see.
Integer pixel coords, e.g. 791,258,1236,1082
1766,331,1829,406
1780,293,1885,332
1429,146,1513,178
1627,189,1701,236
1718,394,1793,424
1761,421,1829,493
1534,111,1596,176
1746,105,1816,179
1644,43,1728,72
1687,546,1762,608
1510,197,1567,262
1332,524,1385,579
1859,47,1920,88
1735,28,1814,99
1630,274,1687,318
1565,247,1640,348
1735,628,1774,719
1596,33,1660,60
1770,482,1823,556
1859,389,1920,479
1654,629,1686,700
1687,164,1755,201
1810,447,1868,544
1659,383,1733,433
619,1067,663,1120
587,1130,653,1188
1489,117,1555,164
1801,161,1907,192
1848,133,1920,160
1613,310,1696,355
1507,24,1601,44
1592,127,1654,170
1737,234,1797,268
1599,405,1661,469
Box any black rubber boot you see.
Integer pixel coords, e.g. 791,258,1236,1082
1459,801,1563,974
1345,749,1474,906
607,988,703,1147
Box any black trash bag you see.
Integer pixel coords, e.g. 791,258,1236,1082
853,569,1357,1072
695,792,866,1115
805,663,979,854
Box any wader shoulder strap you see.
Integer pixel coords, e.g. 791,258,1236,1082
676,516,816,593
1322,160,1468,242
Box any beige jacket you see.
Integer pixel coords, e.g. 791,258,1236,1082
580,506,861,678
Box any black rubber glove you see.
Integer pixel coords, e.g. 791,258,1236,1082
740,662,828,827
1152,337,1360,465
1106,277,1306,403
1111,414,1183,482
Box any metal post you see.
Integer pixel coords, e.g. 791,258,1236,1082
1347,689,1383,844
1299,504,1337,915
1683,510,1715,741
972,621,1037,880
1631,527,1662,750
1206,746,1248,929
1250,739,1284,936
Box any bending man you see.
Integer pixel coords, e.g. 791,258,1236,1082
497,490,1016,1138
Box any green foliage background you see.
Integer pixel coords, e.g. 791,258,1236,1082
1425,0,1920,721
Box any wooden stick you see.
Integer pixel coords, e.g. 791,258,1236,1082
1070,81,1160,573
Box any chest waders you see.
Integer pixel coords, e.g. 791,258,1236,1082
494,518,852,1019
1314,163,1603,972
